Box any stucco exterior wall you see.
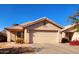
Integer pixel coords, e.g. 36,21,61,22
6,30,11,42
57,31,62,43
10,32,16,42
62,32,66,38
6,30,16,42
24,29,29,43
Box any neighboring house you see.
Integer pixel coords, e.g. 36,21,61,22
5,17,63,44
61,24,77,42
0,30,7,42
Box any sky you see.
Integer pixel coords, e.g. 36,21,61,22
0,4,79,31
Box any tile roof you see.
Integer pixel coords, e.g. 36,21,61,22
6,17,63,30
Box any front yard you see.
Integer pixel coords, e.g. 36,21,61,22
0,42,79,54
0,42,35,54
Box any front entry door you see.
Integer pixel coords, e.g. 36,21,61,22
16,32,24,41
69,32,74,41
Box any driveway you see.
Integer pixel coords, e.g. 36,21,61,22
31,43,79,54
0,42,79,54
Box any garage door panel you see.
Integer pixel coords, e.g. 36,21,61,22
33,31,58,44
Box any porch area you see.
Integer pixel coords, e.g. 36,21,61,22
6,29,29,44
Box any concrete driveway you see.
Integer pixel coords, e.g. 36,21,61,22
0,42,79,54
31,43,79,54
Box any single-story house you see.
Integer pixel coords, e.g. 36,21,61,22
5,17,64,44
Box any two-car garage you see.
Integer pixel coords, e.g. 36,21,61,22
30,30,58,44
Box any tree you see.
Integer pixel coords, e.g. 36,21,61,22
69,11,79,31
69,11,79,45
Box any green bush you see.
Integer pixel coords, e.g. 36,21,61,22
61,38,69,43
16,39,24,44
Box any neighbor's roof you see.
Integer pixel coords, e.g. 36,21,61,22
0,30,7,37
61,24,76,32
6,17,63,30
5,25,23,30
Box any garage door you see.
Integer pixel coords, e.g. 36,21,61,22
33,31,58,44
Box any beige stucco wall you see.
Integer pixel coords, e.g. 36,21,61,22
24,29,29,43
6,30,11,42
10,32,16,42
62,32,66,38
57,31,62,43
6,30,16,42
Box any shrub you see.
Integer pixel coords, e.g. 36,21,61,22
24,47,35,52
0,47,35,54
69,40,79,45
61,38,69,43
16,39,24,44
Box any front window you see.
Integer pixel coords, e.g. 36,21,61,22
43,22,47,25
16,32,24,38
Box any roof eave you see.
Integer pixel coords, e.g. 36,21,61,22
24,17,63,29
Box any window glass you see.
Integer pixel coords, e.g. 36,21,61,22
43,22,47,25
17,32,24,38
